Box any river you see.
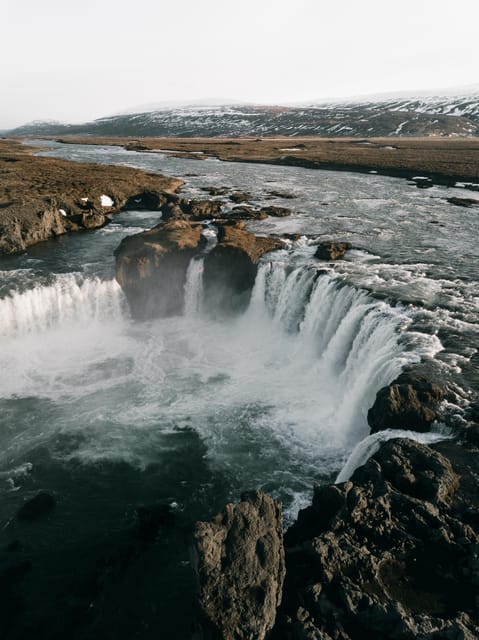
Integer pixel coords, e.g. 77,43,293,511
0,142,477,638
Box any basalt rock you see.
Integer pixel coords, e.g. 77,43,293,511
446,197,479,208
315,241,352,261
160,196,224,221
277,438,479,640
259,205,292,217
203,224,283,314
114,220,205,318
228,206,268,221
368,373,446,433
192,490,285,640
229,191,252,203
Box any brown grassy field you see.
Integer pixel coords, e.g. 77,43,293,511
0,139,182,253
53,136,479,183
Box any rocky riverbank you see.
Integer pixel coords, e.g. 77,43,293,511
192,398,479,640
0,139,183,254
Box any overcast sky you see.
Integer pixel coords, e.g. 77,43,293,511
2,0,478,128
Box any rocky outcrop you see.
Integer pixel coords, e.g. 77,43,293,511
192,490,285,640
115,220,205,318
446,196,479,207
230,191,252,203
368,373,446,433
160,197,224,221
259,206,291,218
315,241,352,261
0,139,183,254
203,225,283,313
277,438,478,640
114,218,282,317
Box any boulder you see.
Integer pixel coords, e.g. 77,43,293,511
368,373,445,433
192,490,285,640
259,205,291,217
160,197,224,221
114,220,205,318
230,191,252,203
278,439,478,640
228,206,268,221
446,197,479,208
315,241,352,260
203,225,283,313
268,190,297,199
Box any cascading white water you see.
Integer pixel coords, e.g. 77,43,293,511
183,258,205,317
0,252,443,518
0,274,126,338
245,261,442,447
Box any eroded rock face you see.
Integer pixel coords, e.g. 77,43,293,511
368,373,446,433
114,220,205,318
203,224,283,314
315,241,352,260
0,141,183,254
192,490,285,640
279,439,478,640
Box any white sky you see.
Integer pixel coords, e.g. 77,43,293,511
1,0,478,128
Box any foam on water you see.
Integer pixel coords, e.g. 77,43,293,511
0,254,444,513
0,273,126,337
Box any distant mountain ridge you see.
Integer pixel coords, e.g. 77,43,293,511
7,87,479,138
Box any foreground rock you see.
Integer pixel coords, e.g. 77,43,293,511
368,373,446,433
192,490,285,640
315,241,352,260
278,438,479,639
0,140,183,254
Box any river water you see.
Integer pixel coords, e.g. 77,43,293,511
0,142,477,638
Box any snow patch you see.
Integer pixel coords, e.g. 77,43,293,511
101,195,114,207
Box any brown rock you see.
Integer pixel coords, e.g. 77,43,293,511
114,220,205,318
368,373,445,433
260,205,292,217
192,490,285,640
203,225,283,313
315,241,352,260
230,191,252,203
446,197,479,208
228,206,268,221
279,439,477,640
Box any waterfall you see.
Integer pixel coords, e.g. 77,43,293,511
183,257,205,317
0,274,126,338
248,262,442,444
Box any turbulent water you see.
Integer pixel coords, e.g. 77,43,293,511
0,141,477,637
